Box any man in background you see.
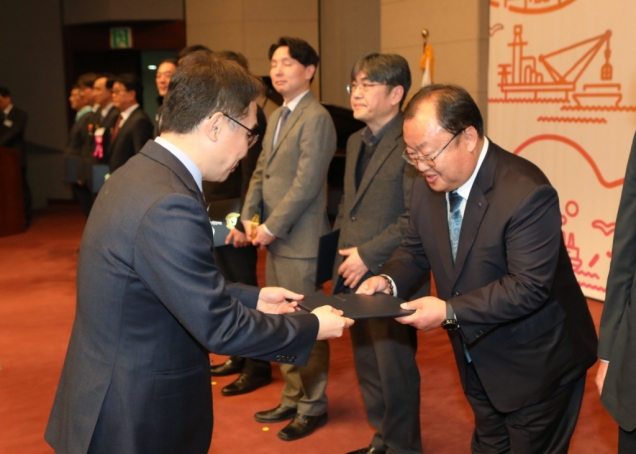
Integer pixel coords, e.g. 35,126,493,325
154,59,177,137
0,86,30,226
242,37,337,441
597,131,636,453
108,73,153,173
207,50,274,397
334,53,423,454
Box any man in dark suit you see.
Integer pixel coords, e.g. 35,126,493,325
45,52,352,454
0,86,30,226
597,132,636,453
153,59,177,138
333,53,423,454
205,51,273,396
242,37,337,442
359,84,598,453
108,73,153,173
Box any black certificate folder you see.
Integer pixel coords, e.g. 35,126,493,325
299,293,413,320
315,229,340,286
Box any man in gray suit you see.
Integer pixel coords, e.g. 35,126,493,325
45,52,352,454
597,132,636,453
334,53,423,454
242,37,337,441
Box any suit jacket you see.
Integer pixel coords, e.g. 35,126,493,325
382,141,597,413
333,115,417,282
0,105,28,165
598,131,636,431
107,106,154,173
242,92,337,259
45,140,319,454
76,106,121,184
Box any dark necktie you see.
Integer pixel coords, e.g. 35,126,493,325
111,115,123,141
274,107,290,147
448,190,463,263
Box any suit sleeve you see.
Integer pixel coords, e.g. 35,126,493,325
241,137,267,222
598,132,636,359
134,193,319,364
358,164,417,275
264,112,336,239
452,184,562,343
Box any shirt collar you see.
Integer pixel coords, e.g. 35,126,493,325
455,137,489,201
119,104,139,122
283,89,310,112
101,103,114,117
154,137,203,192
361,113,399,147
3,104,13,115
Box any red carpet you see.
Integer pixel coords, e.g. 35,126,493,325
0,205,617,453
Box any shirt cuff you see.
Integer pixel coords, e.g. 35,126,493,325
262,224,274,237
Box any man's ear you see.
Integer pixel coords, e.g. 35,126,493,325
389,85,405,107
205,112,224,142
464,126,480,153
304,64,316,82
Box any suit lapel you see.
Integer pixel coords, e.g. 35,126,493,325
451,142,498,283
430,189,454,281
351,117,403,209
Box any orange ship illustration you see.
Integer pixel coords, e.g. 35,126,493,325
496,25,620,106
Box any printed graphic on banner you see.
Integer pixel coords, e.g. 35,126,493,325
488,0,636,300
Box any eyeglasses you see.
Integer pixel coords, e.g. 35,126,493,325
402,130,463,168
346,82,387,94
223,113,260,148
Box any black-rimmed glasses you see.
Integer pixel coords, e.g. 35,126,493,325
223,113,259,148
346,82,387,94
402,130,463,168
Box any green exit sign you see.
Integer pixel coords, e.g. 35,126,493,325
110,27,133,49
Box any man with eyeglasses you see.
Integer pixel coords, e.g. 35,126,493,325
358,84,597,453
242,36,337,441
45,52,353,454
333,53,425,454
108,73,153,173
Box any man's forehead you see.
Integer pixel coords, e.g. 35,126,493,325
271,46,296,62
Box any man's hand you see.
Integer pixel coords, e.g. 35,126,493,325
257,287,304,315
241,220,253,240
251,224,276,248
596,360,609,396
225,228,250,248
396,296,446,331
312,305,354,339
356,276,391,296
338,247,369,289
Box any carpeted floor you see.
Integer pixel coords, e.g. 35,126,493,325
0,204,617,453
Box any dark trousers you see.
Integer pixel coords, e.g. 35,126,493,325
465,363,585,454
213,243,270,376
619,426,636,454
350,318,422,454
71,183,93,218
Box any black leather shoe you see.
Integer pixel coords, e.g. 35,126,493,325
221,372,273,396
346,447,385,454
210,356,245,376
254,404,297,423
277,413,328,441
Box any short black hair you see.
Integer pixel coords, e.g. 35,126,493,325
95,73,115,90
158,58,178,68
268,37,319,69
214,51,249,71
404,84,484,137
160,53,263,134
178,45,212,60
77,73,97,89
0,87,10,98
113,73,143,103
351,53,412,108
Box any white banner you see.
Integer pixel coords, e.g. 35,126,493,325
488,0,636,300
